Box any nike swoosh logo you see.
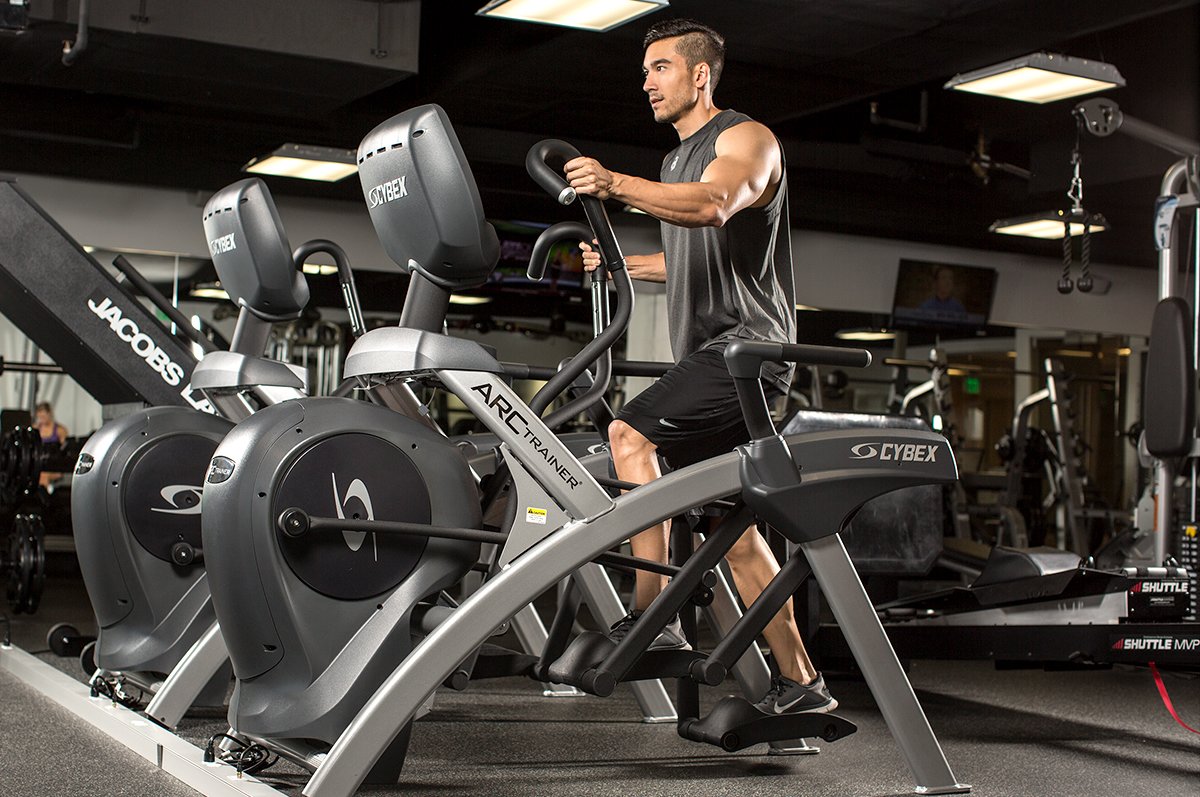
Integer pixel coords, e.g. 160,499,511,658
774,695,812,713
658,418,680,429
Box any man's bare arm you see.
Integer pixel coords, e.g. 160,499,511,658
581,243,666,284
565,122,781,229
626,252,667,283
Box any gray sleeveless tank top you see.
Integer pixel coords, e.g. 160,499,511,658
660,109,795,390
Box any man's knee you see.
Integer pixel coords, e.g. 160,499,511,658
609,419,654,460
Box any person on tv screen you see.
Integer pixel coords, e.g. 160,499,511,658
918,266,967,320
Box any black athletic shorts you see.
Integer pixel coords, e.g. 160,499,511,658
615,345,782,470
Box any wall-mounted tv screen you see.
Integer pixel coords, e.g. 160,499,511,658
891,259,997,330
481,219,587,297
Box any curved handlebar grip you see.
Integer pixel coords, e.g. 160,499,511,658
724,340,872,379
292,239,366,339
526,139,582,205
528,221,594,281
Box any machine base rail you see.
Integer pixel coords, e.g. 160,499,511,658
0,643,283,796
816,622,1200,668
678,697,857,751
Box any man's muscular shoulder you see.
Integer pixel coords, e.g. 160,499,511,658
712,120,782,207
714,120,780,162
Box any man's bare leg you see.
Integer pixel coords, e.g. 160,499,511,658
608,421,819,686
608,420,669,609
724,525,818,685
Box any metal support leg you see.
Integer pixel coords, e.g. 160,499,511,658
144,622,229,730
1155,462,1173,566
801,533,969,794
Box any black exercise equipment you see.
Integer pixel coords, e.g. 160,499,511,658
0,177,207,408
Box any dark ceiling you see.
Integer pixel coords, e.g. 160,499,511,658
1,0,1198,273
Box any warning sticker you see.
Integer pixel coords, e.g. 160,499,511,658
526,507,547,525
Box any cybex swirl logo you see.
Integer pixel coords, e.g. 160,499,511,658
850,443,878,460
150,484,204,515
332,473,378,560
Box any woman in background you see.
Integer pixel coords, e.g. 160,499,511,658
34,401,68,488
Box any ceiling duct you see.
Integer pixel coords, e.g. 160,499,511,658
22,0,421,113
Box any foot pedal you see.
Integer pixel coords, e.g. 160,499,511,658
547,632,703,693
678,696,856,752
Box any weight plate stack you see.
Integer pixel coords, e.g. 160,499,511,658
4,513,46,614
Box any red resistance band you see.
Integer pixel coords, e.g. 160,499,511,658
1150,662,1200,735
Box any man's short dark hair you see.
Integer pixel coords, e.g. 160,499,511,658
644,18,725,92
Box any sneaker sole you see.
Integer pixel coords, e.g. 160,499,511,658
646,641,693,652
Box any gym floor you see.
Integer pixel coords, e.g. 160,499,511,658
4,575,1198,797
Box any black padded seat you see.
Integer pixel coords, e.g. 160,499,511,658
1143,297,1195,458
972,546,1080,587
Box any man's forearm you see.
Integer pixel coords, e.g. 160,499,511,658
610,173,728,228
626,252,666,283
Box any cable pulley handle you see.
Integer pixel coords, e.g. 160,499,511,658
292,239,366,339
526,140,626,275
528,221,594,281
724,340,871,379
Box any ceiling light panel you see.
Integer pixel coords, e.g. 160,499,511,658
243,144,357,182
477,0,667,32
946,53,1124,104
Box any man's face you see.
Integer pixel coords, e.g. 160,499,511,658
642,38,699,124
935,270,955,299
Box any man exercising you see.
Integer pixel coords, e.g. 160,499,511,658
568,18,835,715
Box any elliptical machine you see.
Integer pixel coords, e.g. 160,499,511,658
200,105,705,781
278,107,969,797
72,176,362,708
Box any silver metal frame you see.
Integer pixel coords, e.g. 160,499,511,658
144,620,228,728
303,396,968,796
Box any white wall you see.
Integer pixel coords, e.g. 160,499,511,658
8,173,394,272
792,230,1158,337
2,172,1161,429
11,171,1161,337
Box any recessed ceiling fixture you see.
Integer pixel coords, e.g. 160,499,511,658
835,328,895,342
989,209,1109,239
945,52,1124,104
190,281,230,300
301,262,339,276
243,144,357,182
448,295,493,306
477,0,667,32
